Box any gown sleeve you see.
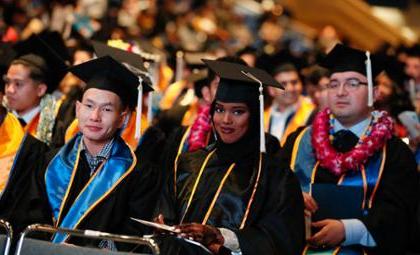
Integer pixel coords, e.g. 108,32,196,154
235,156,305,255
361,137,419,254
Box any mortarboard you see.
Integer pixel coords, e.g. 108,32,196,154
92,41,147,73
13,31,69,93
92,41,154,138
184,52,215,68
406,44,420,58
186,68,208,83
0,42,16,90
202,59,283,153
320,43,385,107
68,56,149,111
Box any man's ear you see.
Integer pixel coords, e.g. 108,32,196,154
37,83,48,97
75,101,81,119
267,86,276,97
373,86,379,103
118,108,128,128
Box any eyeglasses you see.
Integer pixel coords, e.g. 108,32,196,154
326,78,368,91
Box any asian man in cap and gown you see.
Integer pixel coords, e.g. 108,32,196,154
5,56,159,250
4,31,68,145
0,42,26,190
155,59,305,255
63,41,153,151
281,43,418,254
0,33,69,229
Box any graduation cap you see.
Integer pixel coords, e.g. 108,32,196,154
320,43,385,107
69,56,153,140
0,42,16,90
92,41,147,73
186,68,208,83
13,31,69,93
92,41,154,138
184,52,215,68
203,59,283,153
406,44,420,58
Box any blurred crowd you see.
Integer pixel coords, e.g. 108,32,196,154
1,0,420,254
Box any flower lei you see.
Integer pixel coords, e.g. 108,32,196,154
188,103,211,152
311,108,393,176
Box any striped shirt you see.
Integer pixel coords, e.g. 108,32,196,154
81,137,115,175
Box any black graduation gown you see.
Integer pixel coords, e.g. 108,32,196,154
50,86,83,148
0,134,50,235
13,136,160,250
158,142,305,255
282,127,419,254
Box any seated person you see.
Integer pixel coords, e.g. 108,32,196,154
156,60,305,255
8,56,159,250
282,44,419,254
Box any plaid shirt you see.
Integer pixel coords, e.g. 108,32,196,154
81,137,115,175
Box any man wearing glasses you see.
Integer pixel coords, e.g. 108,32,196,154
266,63,315,146
4,56,158,250
281,44,418,254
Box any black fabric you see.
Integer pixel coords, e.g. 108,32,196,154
0,135,50,236
332,129,359,153
157,137,304,254
410,172,420,253
13,31,69,93
68,56,151,109
17,117,26,127
51,86,83,148
320,43,384,78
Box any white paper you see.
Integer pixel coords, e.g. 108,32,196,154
130,218,179,233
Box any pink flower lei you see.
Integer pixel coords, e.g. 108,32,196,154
311,108,393,176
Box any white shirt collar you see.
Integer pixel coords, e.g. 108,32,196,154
333,117,371,138
13,106,41,124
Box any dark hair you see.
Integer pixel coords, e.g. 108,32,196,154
236,46,257,57
272,62,298,76
193,78,208,99
10,58,46,84
304,65,330,86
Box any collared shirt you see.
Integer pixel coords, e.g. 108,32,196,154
269,103,297,141
13,105,40,125
333,116,377,247
333,117,371,138
81,137,115,175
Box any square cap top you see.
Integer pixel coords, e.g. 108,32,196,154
202,59,283,89
13,31,69,92
92,41,147,72
319,43,384,78
68,56,152,109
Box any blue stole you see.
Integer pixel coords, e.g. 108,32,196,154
45,133,136,243
291,128,386,255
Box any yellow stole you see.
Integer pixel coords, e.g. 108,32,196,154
24,113,40,137
181,100,199,126
265,97,315,146
0,113,25,191
159,80,187,110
